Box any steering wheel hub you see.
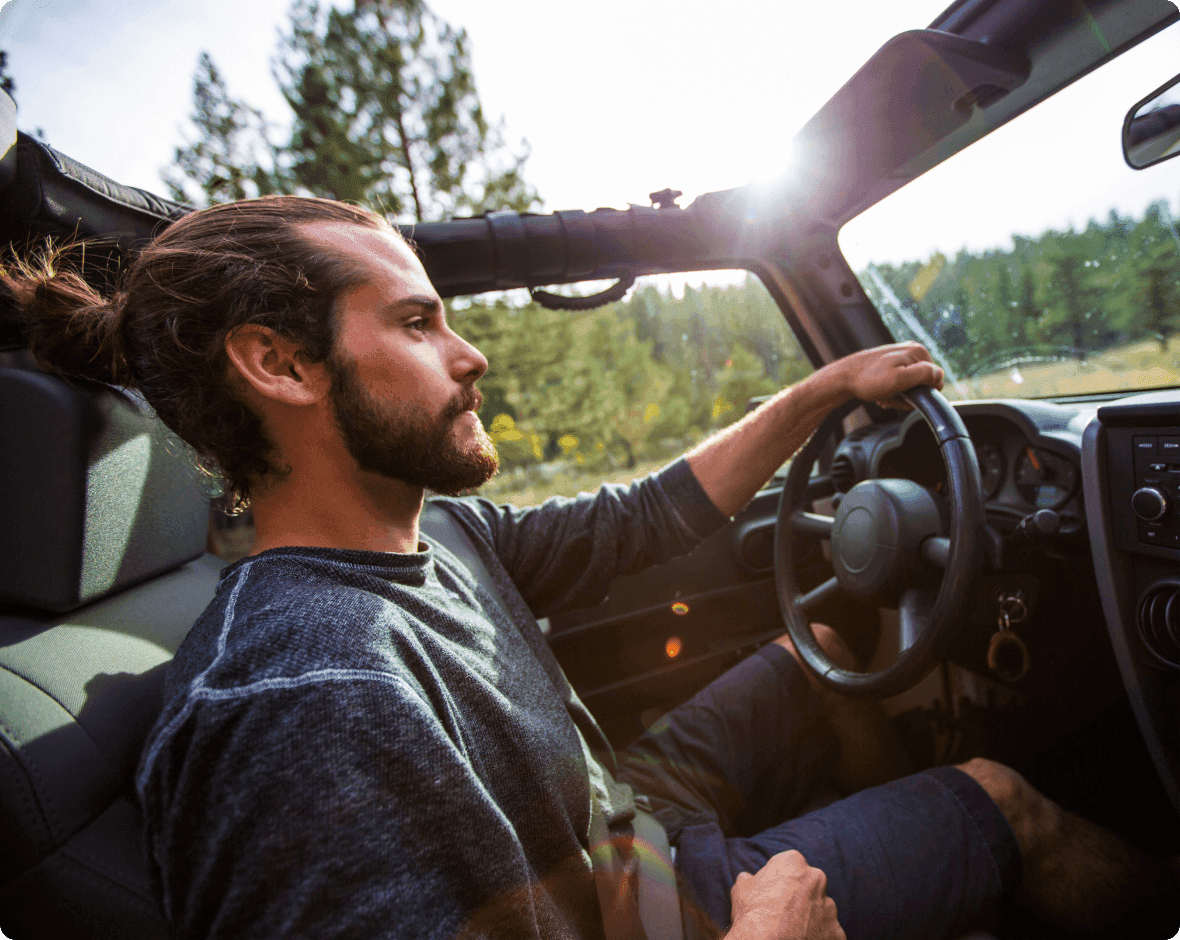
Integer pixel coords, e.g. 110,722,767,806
836,506,878,571
831,479,942,603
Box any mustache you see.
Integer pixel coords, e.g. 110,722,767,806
442,385,483,422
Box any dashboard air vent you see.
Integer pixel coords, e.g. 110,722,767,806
831,453,857,493
1138,584,1180,668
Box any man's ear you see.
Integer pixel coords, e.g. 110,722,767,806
224,325,329,406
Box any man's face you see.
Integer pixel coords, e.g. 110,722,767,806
304,222,499,496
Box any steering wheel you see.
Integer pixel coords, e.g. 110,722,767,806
774,386,986,699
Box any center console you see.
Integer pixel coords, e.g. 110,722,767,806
1084,390,1180,812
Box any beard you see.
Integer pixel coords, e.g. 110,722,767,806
325,354,499,496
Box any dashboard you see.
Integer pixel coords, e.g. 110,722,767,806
828,394,1180,817
831,400,1091,536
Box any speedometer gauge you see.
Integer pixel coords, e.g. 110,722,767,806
975,441,1005,500
1014,446,1078,508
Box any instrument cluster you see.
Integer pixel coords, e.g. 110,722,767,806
866,411,1084,518
973,438,1079,510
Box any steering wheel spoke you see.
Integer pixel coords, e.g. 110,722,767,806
795,576,841,614
898,587,937,653
790,511,834,538
920,536,951,569
805,474,835,501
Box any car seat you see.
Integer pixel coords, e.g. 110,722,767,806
0,87,214,940
0,357,220,939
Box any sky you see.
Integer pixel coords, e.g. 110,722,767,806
0,0,952,209
2,0,1180,273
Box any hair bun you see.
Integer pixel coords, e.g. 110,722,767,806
1,244,131,387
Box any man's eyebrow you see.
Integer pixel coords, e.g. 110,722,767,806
385,296,444,317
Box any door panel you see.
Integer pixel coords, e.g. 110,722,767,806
546,486,869,747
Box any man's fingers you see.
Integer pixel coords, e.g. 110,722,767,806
905,360,944,390
730,852,844,939
730,870,753,903
891,359,943,390
873,363,945,410
770,849,808,870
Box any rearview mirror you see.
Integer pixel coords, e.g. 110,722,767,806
1124,72,1180,169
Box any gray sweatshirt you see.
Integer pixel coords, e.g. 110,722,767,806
135,459,728,939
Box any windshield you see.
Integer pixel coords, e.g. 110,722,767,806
839,23,1180,400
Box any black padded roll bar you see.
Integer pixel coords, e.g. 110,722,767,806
398,197,751,298
0,86,756,305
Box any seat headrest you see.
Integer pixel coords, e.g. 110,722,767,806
0,92,17,193
0,364,209,612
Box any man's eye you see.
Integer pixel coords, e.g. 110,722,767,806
408,318,429,333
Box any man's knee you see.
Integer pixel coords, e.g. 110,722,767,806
775,623,858,672
956,757,1054,854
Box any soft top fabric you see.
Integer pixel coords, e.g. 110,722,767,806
0,133,188,248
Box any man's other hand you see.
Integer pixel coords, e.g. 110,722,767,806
726,850,845,940
836,341,944,408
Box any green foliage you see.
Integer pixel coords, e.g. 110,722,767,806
163,54,284,205
861,198,1180,379
167,0,538,218
448,277,812,486
712,343,779,424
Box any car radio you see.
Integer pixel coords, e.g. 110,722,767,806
1131,435,1180,551
1099,397,1180,561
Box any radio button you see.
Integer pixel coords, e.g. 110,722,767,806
1132,487,1169,522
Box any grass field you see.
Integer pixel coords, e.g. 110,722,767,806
960,334,1179,399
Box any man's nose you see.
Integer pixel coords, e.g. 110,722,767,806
450,332,488,382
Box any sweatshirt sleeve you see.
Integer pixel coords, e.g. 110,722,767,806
138,677,599,940
440,458,731,619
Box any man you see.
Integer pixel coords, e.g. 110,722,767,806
17,196,1172,939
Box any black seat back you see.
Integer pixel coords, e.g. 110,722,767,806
0,362,218,939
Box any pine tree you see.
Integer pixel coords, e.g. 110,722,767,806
167,0,539,219
1042,233,1103,358
1135,240,1180,349
275,0,537,219
163,54,284,206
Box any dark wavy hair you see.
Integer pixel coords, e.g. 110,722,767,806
2,195,396,510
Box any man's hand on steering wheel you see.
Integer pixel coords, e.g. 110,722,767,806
831,341,945,409
687,342,947,519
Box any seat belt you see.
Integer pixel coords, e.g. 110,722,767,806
588,786,648,940
419,502,684,940
631,806,681,940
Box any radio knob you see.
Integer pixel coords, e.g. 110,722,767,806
1132,487,1169,522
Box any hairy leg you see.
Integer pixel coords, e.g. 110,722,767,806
957,757,1180,935
774,625,912,794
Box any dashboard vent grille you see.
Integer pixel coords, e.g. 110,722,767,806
831,454,856,493
1137,584,1180,668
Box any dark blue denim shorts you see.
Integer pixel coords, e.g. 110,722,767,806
617,643,1022,940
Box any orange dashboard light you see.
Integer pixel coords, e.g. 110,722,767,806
671,602,689,616
665,636,683,659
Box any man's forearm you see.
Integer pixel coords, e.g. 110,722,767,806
685,364,850,518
